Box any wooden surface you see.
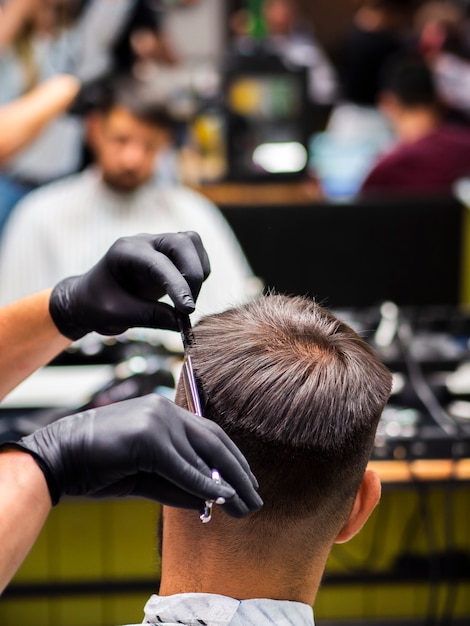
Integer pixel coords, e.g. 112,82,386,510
369,458,470,483
191,179,322,206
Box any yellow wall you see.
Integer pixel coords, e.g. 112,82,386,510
1,499,160,626
460,204,470,306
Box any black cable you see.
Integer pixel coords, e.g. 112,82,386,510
397,319,459,438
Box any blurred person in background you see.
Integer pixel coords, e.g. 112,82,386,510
309,0,413,198
413,0,470,123
0,76,260,335
360,54,470,195
0,0,176,235
0,0,85,231
337,0,412,109
111,0,179,77
230,0,339,106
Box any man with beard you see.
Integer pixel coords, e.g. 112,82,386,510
0,77,259,321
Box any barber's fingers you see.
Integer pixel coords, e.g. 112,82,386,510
138,463,251,518
179,231,211,298
191,415,257,484
114,232,210,310
185,416,262,512
150,430,261,516
90,461,248,515
145,232,211,306
138,301,178,330
88,298,179,334
92,473,250,519
89,473,205,509
131,474,215,509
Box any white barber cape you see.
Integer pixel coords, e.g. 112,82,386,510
123,593,315,626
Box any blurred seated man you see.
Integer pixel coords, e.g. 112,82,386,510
360,54,470,195
123,294,392,625
414,0,470,123
0,77,260,339
310,0,411,199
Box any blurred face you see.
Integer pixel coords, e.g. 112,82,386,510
263,0,296,35
93,106,170,192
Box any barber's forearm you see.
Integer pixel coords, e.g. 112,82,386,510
0,290,71,400
0,75,81,164
0,449,51,594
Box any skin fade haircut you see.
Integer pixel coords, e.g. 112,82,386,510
175,294,393,539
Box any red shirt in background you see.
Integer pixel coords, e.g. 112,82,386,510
360,126,470,195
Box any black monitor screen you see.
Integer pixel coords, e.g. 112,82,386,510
221,195,464,309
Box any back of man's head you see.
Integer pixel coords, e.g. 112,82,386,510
175,294,392,540
379,55,438,108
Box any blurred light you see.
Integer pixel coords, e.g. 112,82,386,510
252,142,307,173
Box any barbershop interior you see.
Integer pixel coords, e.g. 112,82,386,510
1,0,470,624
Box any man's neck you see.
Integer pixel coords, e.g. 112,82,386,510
394,108,441,143
159,507,328,606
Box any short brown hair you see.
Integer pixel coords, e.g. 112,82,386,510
177,294,392,532
95,75,178,134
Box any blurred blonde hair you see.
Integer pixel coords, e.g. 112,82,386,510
13,0,72,92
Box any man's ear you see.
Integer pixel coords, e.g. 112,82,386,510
334,469,381,544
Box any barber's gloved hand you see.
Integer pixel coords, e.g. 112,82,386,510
7,394,263,518
49,232,211,340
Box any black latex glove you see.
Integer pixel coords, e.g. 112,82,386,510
68,76,109,116
5,394,263,518
49,232,211,340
